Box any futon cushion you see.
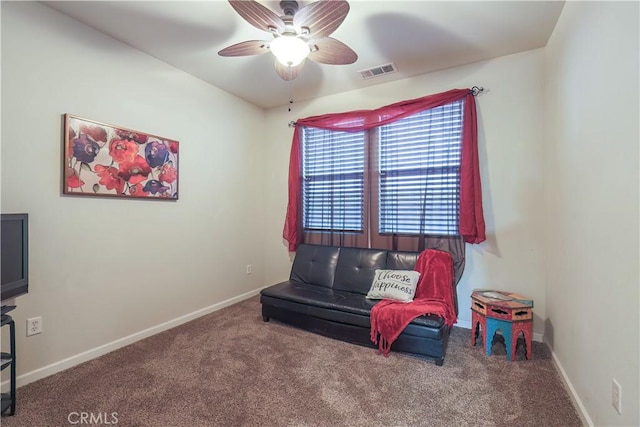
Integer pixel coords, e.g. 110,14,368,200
262,281,376,316
289,244,340,289
260,281,445,340
386,251,419,270
332,247,387,294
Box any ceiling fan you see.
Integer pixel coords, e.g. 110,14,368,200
218,0,358,81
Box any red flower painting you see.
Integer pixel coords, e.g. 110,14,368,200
64,114,179,199
109,139,139,164
159,164,177,184
95,165,125,194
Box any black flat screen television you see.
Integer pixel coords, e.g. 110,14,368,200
1,213,29,303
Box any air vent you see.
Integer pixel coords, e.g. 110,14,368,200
358,62,398,79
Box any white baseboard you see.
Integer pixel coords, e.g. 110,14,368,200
548,346,593,426
455,319,544,342
455,319,473,330
5,288,263,389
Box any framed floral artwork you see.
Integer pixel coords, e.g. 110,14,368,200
63,114,179,199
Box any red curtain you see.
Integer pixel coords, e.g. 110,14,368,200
283,88,485,251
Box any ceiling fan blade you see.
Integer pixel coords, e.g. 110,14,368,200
218,40,269,57
228,0,285,33
308,37,357,65
274,60,305,81
294,0,350,39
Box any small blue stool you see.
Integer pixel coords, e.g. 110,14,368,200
485,317,514,359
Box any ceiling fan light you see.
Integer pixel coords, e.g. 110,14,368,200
270,35,309,67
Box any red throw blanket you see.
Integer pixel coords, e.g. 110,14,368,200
370,249,457,357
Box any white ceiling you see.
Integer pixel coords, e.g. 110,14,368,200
42,1,565,109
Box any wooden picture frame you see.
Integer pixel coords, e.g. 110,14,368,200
63,114,179,199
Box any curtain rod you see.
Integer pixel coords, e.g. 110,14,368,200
288,86,486,128
471,86,484,96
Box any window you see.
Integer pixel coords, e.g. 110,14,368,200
378,101,463,235
284,88,485,251
302,128,366,232
301,99,464,241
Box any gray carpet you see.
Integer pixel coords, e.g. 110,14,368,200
2,296,582,426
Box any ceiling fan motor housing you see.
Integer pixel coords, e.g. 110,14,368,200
220,0,357,80
280,1,299,16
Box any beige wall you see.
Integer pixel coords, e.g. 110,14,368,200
544,2,640,426
264,49,547,337
2,2,638,426
1,2,267,382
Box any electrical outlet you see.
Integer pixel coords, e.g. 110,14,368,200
26,317,42,337
246,264,252,275
612,378,622,415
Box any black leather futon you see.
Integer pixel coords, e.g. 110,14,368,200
260,243,462,365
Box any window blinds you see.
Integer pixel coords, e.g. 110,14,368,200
302,127,366,232
301,99,464,237
378,101,463,235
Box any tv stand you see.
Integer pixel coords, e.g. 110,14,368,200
0,306,15,316
1,310,16,416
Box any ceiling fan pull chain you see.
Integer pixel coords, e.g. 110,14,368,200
288,72,295,112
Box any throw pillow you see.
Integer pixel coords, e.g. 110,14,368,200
366,269,420,303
